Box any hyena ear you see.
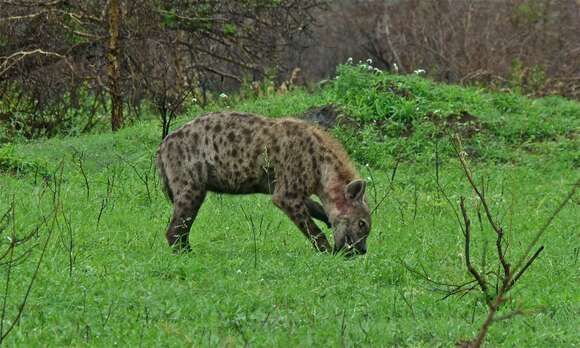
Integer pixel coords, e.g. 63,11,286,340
345,180,366,201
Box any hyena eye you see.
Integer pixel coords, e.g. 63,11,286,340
358,220,367,229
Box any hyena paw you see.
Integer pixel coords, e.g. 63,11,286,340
172,243,192,254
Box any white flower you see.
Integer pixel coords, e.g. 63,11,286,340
366,58,373,65
219,93,228,99
393,63,399,73
347,57,353,64
414,69,426,75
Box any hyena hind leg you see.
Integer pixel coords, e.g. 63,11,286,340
272,193,331,252
166,190,207,253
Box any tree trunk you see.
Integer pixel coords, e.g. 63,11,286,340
107,0,123,131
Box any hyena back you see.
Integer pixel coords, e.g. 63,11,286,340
156,112,371,254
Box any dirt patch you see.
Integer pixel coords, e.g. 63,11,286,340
374,80,413,99
299,104,358,129
388,111,485,139
427,110,485,138
299,105,485,140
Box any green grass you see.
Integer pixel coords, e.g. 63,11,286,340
1,66,579,347
323,64,578,166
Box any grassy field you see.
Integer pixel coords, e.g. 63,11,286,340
1,66,579,347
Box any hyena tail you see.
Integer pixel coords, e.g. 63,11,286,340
156,150,174,203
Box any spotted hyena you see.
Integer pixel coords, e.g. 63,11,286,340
156,112,371,255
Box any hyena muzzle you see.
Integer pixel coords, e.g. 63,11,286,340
156,112,371,255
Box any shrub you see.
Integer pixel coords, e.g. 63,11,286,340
0,144,49,177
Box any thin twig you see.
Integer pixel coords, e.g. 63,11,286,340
513,179,578,273
72,149,90,200
460,197,491,305
0,204,58,343
371,158,400,215
509,246,544,289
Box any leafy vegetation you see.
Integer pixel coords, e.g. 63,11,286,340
0,144,49,177
328,63,579,166
1,67,578,346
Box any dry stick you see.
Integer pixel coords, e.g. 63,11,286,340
460,197,491,306
0,199,58,343
0,205,11,237
74,151,90,200
97,173,116,228
371,157,400,215
0,212,51,265
470,299,479,324
476,205,489,276
510,246,544,289
512,179,579,275
398,289,417,321
450,138,512,348
96,198,107,228
0,199,15,340
0,49,70,77
61,210,75,278
470,290,505,348
400,259,485,298
435,139,441,186
450,137,576,348
0,247,34,269
491,309,526,322
412,183,419,221
99,300,116,329
452,136,511,280
0,244,14,341
116,154,151,204
441,283,480,301
148,154,159,192
434,140,464,232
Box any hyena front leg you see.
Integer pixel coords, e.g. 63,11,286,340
272,193,331,252
304,198,331,228
166,189,207,253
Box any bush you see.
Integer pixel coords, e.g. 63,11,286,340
0,144,49,177
0,87,110,142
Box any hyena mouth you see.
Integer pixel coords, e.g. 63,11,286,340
344,235,366,255
345,235,355,250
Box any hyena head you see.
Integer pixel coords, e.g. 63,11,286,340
332,180,371,256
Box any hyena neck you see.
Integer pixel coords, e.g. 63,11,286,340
318,162,357,224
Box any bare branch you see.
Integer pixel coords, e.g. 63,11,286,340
0,49,68,77
0,0,63,7
460,197,491,305
509,246,544,289
513,179,579,273
0,10,46,21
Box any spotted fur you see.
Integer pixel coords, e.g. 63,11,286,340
156,111,371,254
